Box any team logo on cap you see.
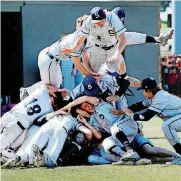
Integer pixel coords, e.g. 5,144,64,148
87,84,92,90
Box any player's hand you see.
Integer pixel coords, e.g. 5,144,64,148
106,53,118,62
61,48,73,55
130,81,141,87
58,88,69,97
77,115,87,124
112,109,124,115
76,109,90,118
106,95,119,102
62,105,72,113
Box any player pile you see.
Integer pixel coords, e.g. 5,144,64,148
1,7,181,168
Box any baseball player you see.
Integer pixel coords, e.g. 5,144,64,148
61,7,128,78
111,7,174,47
61,97,139,162
122,77,181,165
0,85,66,155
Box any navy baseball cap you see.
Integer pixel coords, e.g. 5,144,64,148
137,77,158,91
112,7,125,24
83,76,99,96
91,7,106,23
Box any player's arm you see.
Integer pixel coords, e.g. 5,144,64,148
62,96,100,112
117,33,127,55
77,115,101,140
71,56,91,76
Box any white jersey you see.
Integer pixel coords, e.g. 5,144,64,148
48,30,92,60
143,90,181,117
9,87,54,128
94,100,129,133
81,12,127,47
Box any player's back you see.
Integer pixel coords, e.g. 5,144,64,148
152,90,181,117
9,87,54,128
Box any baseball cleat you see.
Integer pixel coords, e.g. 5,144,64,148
135,158,152,165
112,160,135,166
120,150,140,162
166,156,181,165
159,29,174,46
1,156,20,169
31,144,44,167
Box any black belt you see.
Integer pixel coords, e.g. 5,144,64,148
95,41,118,50
46,52,59,62
17,121,25,130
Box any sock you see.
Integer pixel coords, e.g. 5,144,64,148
109,145,125,157
115,131,132,152
146,36,159,43
173,143,181,155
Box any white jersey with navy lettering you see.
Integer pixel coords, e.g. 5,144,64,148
10,86,54,128
81,13,126,47
144,90,181,118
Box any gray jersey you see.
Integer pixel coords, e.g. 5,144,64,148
10,87,54,128
94,100,128,133
48,30,92,60
144,90,181,117
80,12,127,47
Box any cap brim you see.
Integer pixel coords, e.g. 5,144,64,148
84,87,99,96
137,87,143,91
92,19,103,23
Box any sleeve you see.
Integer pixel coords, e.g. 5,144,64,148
111,13,127,37
133,109,158,121
80,16,91,37
148,97,167,113
128,101,148,113
88,115,100,131
70,84,84,100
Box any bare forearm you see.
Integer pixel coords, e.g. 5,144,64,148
118,33,127,54
84,122,101,140
72,36,86,51
72,57,90,76
82,51,95,73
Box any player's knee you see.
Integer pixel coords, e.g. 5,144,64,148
110,126,120,138
102,138,115,153
161,122,168,133
87,155,99,164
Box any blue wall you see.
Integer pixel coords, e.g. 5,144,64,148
20,2,159,104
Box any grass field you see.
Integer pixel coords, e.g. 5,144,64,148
1,118,181,181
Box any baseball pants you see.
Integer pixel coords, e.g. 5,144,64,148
161,114,181,146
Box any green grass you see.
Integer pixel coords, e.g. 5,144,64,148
1,117,181,181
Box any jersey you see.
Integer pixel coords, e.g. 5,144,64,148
9,87,54,128
80,12,127,47
144,90,181,118
94,100,126,133
70,73,119,100
48,30,92,60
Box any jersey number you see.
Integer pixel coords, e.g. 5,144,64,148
108,30,115,36
27,105,41,116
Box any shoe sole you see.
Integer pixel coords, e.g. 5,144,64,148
136,159,152,165
32,144,42,167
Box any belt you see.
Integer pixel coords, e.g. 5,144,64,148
95,40,118,50
17,121,25,130
46,52,59,62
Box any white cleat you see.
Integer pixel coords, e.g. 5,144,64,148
135,158,152,165
159,29,174,46
31,144,44,167
1,156,20,169
120,150,140,162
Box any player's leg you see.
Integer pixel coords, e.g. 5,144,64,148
0,120,24,153
102,136,125,158
110,119,139,162
38,47,62,88
43,126,67,167
161,114,181,155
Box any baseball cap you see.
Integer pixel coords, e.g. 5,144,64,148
112,7,125,24
91,7,106,23
137,77,157,91
82,76,99,96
